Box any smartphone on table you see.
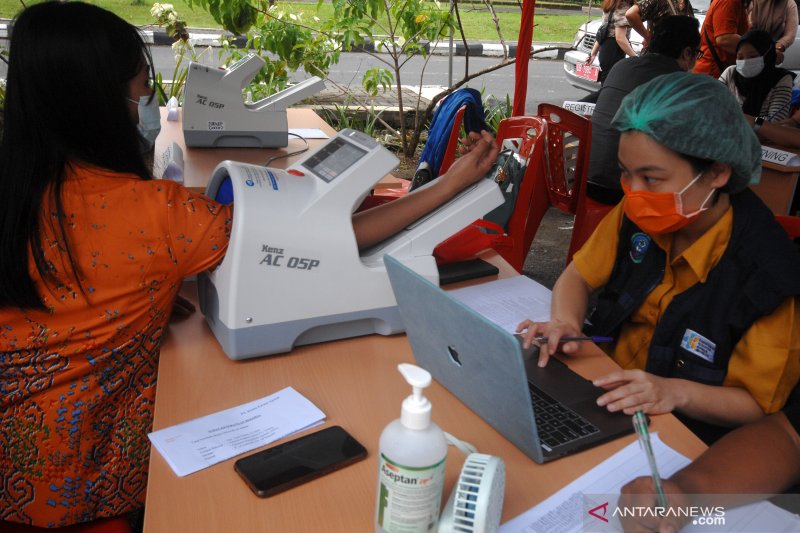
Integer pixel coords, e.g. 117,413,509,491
234,425,368,497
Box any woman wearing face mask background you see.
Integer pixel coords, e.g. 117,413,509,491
719,29,795,121
517,72,800,445
0,2,499,528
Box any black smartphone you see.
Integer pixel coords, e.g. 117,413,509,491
234,425,367,498
438,258,500,285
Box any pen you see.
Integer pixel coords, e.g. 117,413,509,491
633,410,668,508
531,336,614,343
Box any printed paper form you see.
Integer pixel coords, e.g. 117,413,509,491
288,128,329,139
450,275,552,333
148,386,325,477
500,433,800,533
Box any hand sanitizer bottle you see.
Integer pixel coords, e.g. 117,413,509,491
375,364,448,533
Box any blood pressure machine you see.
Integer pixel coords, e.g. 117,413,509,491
198,128,504,360
183,54,325,148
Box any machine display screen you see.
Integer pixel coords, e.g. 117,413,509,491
302,137,367,182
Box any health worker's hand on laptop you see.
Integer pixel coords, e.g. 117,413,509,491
516,318,584,368
593,370,681,416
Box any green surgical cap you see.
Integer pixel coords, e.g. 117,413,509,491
612,72,761,192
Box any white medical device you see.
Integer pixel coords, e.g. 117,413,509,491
198,128,504,360
183,54,325,148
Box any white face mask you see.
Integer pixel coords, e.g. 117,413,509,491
128,95,162,150
735,56,765,78
674,172,715,217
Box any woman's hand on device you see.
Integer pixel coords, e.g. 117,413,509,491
441,130,499,193
457,130,493,156
515,318,584,368
594,370,680,415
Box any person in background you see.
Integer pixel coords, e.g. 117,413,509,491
518,72,800,445
0,2,499,528
588,16,701,205
719,29,795,121
626,0,694,50
694,0,751,77
587,0,638,86
618,401,800,532
749,0,798,64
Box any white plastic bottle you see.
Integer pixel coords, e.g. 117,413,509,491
375,363,448,533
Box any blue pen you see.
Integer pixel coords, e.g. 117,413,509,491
532,335,614,343
633,410,668,508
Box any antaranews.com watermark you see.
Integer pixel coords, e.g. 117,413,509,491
579,493,798,532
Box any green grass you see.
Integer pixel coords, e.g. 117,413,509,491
0,1,589,43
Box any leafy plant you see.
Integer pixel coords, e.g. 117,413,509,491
185,0,261,36
151,3,209,105
320,95,384,138
318,0,516,157
362,68,392,97
218,6,338,99
176,0,518,157
483,93,513,134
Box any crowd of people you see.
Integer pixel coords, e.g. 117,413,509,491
1,1,800,531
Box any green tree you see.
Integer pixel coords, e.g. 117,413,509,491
186,0,521,157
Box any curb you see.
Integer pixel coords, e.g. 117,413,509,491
143,30,572,60
0,23,571,59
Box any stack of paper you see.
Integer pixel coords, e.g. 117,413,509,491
148,386,325,477
450,275,552,333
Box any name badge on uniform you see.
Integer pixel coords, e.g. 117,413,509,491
680,329,716,363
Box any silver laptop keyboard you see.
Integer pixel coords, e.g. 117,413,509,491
529,384,600,450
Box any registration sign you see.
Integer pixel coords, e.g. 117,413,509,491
575,62,600,82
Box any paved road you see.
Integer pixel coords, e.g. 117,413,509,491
148,46,589,112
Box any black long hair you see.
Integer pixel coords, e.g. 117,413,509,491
733,29,794,116
0,1,155,310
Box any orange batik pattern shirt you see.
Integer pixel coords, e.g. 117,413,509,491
0,164,231,527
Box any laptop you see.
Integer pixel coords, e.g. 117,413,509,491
384,255,633,463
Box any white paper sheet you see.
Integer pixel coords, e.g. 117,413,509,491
500,434,800,533
148,386,325,477
449,275,552,333
288,128,329,139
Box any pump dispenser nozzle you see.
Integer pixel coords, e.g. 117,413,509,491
398,363,433,430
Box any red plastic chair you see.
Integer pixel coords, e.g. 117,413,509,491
433,116,549,272
437,104,467,176
492,116,550,271
0,517,132,533
537,103,610,264
776,214,800,239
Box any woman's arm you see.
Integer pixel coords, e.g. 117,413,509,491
614,25,637,57
587,39,600,65
778,1,799,53
619,411,800,532
763,75,794,122
748,113,800,148
351,130,499,249
715,33,741,55
594,370,765,425
625,4,650,45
